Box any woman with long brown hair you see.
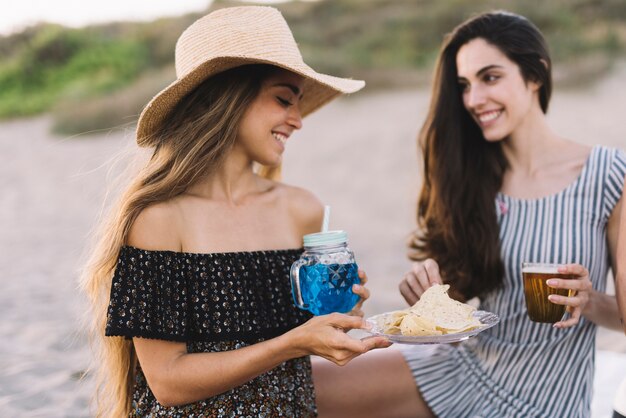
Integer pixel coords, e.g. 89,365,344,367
80,6,389,417
313,11,625,418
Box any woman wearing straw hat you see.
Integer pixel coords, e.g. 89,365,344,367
81,6,389,417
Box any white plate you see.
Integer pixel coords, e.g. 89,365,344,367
365,310,499,345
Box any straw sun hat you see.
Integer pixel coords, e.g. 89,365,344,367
136,6,365,146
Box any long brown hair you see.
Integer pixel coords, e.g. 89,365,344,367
80,64,278,417
409,12,552,300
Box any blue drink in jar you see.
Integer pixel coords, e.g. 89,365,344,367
290,231,360,315
299,263,360,315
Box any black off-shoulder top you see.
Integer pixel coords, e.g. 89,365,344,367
105,246,316,418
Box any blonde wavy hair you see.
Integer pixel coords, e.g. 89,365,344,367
80,64,280,417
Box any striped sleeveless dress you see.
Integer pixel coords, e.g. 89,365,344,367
403,146,626,418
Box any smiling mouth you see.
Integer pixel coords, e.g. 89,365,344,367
272,132,288,145
477,110,502,125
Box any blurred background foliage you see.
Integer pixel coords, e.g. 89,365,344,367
0,0,624,135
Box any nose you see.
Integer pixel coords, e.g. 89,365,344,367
287,104,303,130
464,85,486,109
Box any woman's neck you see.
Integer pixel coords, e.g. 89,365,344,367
498,107,592,199
186,155,264,203
500,108,562,175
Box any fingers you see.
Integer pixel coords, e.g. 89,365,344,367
546,277,592,292
412,262,432,291
348,299,365,317
553,308,582,329
547,267,589,329
399,279,419,306
334,334,371,353
546,267,592,325
548,293,587,307
324,336,392,366
557,263,589,277
308,315,393,366
295,315,386,364
361,335,393,350
324,312,369,331
399,259,442,306
322,334,369,364
352,283,370,302
349,279,369,317
349,308,365,318
412,259,443,289
357,268,368,285
423,259,443,285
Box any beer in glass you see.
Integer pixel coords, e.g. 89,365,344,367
522,262,575,323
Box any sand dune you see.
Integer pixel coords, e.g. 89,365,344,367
1,63,625,416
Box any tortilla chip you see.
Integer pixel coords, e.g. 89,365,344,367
377,310,407,334
381,284,482,336
400,313,441,336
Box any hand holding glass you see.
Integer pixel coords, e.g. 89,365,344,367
522,263,575,323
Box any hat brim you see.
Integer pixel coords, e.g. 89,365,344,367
136,57,364,146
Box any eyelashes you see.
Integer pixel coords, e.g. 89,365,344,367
276,97,293,107
484,74,500,83
458,74,501,91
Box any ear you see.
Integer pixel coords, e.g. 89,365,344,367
529,59,550,91
529,79,542,92
533,58,550,90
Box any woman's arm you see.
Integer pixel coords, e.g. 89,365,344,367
615,185,626,333
134,313,387,407
581,195,623,330
544,194,624,330
126,194,389,407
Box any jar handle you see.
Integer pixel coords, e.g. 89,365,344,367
290,258,310,309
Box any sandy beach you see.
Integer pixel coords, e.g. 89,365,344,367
1,62,626,417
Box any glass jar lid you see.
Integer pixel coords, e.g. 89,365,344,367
303,230,347,247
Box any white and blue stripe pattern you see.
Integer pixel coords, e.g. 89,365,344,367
403,146,626,418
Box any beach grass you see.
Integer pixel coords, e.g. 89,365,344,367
0,0,624,135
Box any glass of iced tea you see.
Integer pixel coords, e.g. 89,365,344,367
522,262,575,323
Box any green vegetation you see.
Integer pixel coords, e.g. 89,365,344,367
1,25,143,117
0,15,195,120
0,0,624,135
290,0,626,82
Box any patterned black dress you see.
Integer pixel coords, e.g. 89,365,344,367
105,246,316,417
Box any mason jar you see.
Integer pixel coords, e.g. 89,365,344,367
290,230,360,315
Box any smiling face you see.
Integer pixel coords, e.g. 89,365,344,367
234,68,304,167
456,38,541,142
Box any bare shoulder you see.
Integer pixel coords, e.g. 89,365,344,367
278,183,324,235
127,201,182,251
